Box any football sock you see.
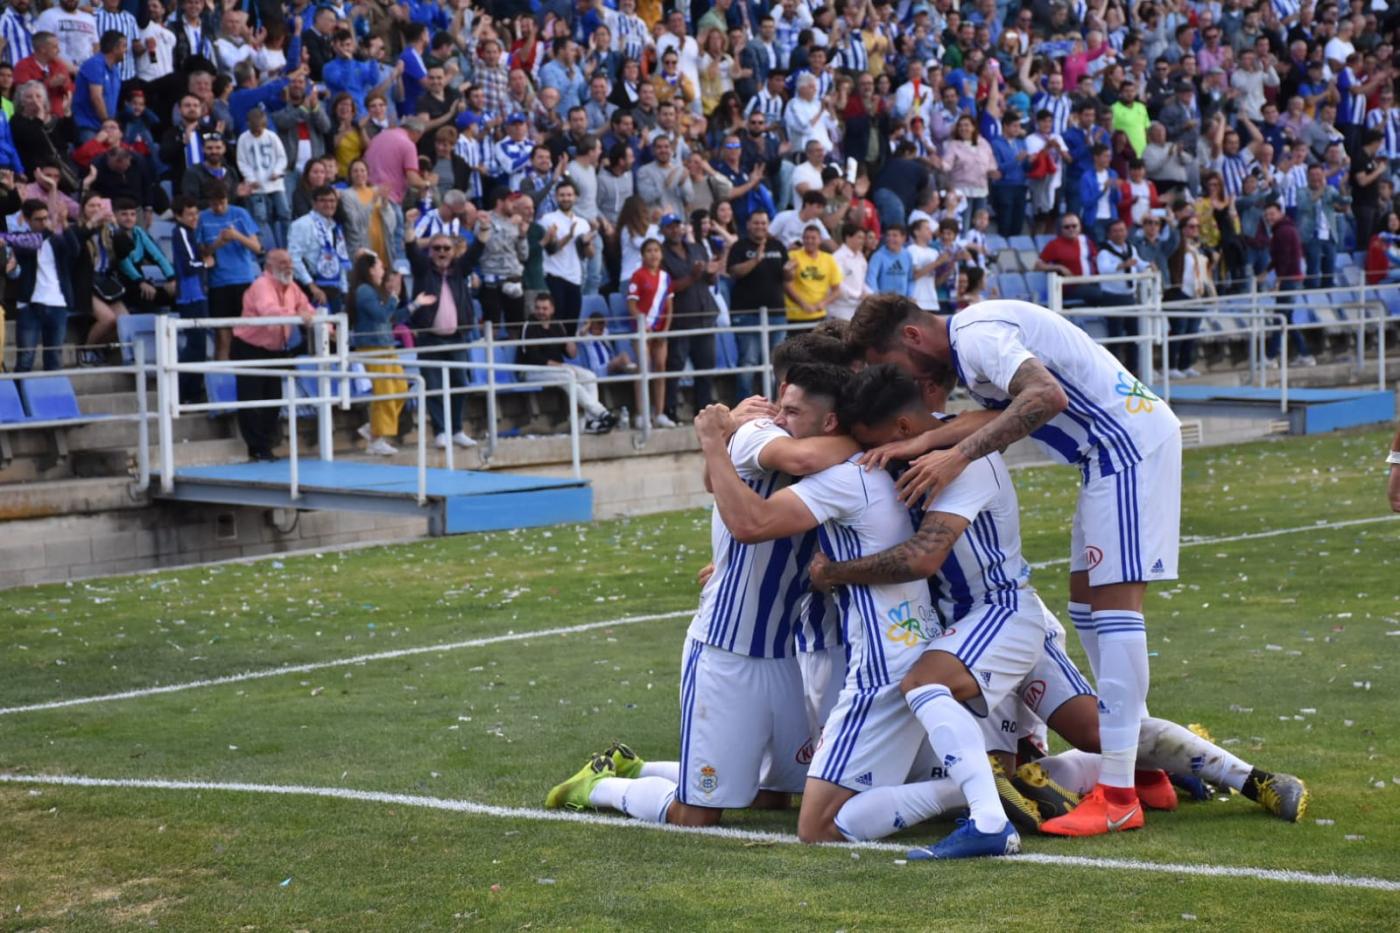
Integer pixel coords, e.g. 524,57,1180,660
1068,601,1097,682
1138,717,1254,791
1093,610,1149,790
906,684,1008,833
1038,749,1101,796
834,780,963,842
589,776,675,823
639,761,680,782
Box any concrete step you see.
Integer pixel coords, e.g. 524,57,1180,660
0,476,149,521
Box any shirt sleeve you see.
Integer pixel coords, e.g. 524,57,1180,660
728,419,788,479
952,315,1035,393
789,461,867,526
923,456,999,522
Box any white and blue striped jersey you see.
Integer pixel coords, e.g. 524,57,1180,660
495,137,533,184
1367,106,1400,160
948,300,1181,481
1032,91,1072,137
95,8,141,81
1336,68,1366,126
454,133,491,201
0,7,34,65
907,437,1031,624
795,591,843,655
1216,150,1255,196
791,457,937,689
687,420,821,659
1280,163,1307,208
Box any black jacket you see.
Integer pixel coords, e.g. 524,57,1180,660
406,237,485,335
0,224,92,309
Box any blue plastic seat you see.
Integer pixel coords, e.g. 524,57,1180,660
1008,235,1036,252
606,291,632,334
581,293,609,325
1033,234,1054,252
1023,271,1049,304
995,273,1029,300
117,313,159,365
0,380,29,423
20,376,82,421
985,234,1009,252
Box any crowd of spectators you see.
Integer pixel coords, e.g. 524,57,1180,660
0,0,1398,454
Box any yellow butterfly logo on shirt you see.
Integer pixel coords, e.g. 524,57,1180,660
1115,372,1160,415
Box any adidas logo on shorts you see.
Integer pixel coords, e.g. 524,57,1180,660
854,772,873,786
1150,558,1165,574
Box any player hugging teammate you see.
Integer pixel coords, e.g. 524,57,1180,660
547,298,1306,859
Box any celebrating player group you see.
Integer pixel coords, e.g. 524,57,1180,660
546,296,1306,860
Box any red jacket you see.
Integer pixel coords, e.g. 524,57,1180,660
1117,179,1161,223
1039,234,1096,278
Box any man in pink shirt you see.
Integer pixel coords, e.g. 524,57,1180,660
364,115,430,205
231,249,316,461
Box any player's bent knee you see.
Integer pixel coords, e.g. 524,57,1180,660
666,801,723,827
749,789,790,810
899,652,980,701
1048,695,1102,753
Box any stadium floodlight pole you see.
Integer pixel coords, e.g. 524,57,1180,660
286,375,299,500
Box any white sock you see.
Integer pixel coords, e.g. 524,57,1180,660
833,780,963,841
1138,717,1254,791
639,761,680,782
1068,601,1097,682
1038,749,1102,796
588,776,675,823
1093,610,1150,788
906,684,1007,833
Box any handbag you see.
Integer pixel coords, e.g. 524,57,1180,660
1028,149,1056,180
93,273,125,302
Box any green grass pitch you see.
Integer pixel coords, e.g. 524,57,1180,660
2,428,1398,930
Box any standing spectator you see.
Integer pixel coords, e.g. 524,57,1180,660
93,0,138,84
404,229,482,449
1129,213,1179,288
230,249,316,461
34,0,97,72
183,133,245,208
339,158,405,273
1026,109,1069,234
627,235,671,425
1077,143,1121,243
871,140,930,230
3,198,84,372
365,116,430,206
726,209,787,399
236,108,290,249
942,114,997,229
783,224,841,325
636,134,691,216
1110,80,1150,156
0,0,34,68
1142,121,1192,198
827,223,869,322
539,179,594,330
865,224,913,297
14,34,73,119
169,195,210,402
1351,129,1389,254
1165,214,1215,379
197,180,262,360
288,184,350,313
476,190,529,334
567,134,607,295
73,30,125,142
272,77,330,193
659,212,717,419
1263,199,1313,367
989,110,1029,237
347,251,409,455
519,292,617,433
1095,218,1145,374
1295,163,1348,290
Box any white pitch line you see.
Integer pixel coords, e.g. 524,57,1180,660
4,514,1396,718
1028,513,1398,570
0,610,692,717
2,773,1397,894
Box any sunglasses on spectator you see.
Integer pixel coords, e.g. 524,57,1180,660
724,141,741,149
431,244,454,252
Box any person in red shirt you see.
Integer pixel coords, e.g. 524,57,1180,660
1035,214,1134,308
626,237,672,428
15,32,74,118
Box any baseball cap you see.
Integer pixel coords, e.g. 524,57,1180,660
461,112,483,128
659,213,684,227
506,112,528,124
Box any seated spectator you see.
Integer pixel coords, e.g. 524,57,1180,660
112,196,175,312
519,292,618,434
576,308,638,379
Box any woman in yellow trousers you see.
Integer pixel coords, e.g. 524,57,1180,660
347,253,425,455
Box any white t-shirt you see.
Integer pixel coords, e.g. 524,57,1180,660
1094,169,1114,219
1323,36,1354,65
827,244,868,321
688,419,816,658
906,242,940,310
790,457,938,688
620,223,659,285
791,161,824,195
136,22,176,80
1095,241,1140,295
947,299,1180,477
31,238,65,307
769,209,823,247
34,6,97,67
540,210,592,285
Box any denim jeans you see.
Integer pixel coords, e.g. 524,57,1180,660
989,184,1027,237
15,303,67,372
417,334,470,435
176,300,210,402
1304,239,1336,290
1266,280,1311,360
246,190,291,250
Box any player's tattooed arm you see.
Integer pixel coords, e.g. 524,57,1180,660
955,358,1068,462
810,511,970,589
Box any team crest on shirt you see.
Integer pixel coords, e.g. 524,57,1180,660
1114,372,1159,415
1085,545,1104,570
1022,679,1047,711
699,765,719,795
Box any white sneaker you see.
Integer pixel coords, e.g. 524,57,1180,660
654,413,678,428
1183,367,1201,378
435,432,451,449
366,437,397,456
633,414,647,430
1296,355,1318,367
453,431,478,448
1167,368,1185,380
1264,357,1280,370
357,423,373,441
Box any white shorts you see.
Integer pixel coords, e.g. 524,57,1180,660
809,683,928,792
922,595,1046,719
798,644,848,741
1071,432,1182,586
677,638,813,808
980,605,1097,755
